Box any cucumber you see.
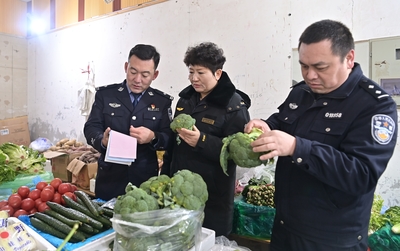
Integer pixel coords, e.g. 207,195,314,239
30,217,79,243
33,212,86,241
63,195,111,228
79,222,95,234
46,201,103,230
43,209,81,227
101,207,114,218
63,195,93,217
74,191,100,216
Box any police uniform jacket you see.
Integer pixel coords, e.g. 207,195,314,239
84,81,173,200
266,63,397,248
169,71,251,237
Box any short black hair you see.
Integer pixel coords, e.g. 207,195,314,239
183,42,226,74
298,20,354,61
128,44,160,69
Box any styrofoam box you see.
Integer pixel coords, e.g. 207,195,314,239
8,217,56,251
190,227,216,251
72,227,215,251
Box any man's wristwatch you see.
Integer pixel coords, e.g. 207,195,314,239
150,134,158,145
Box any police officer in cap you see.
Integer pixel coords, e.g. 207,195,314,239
84,44,173,200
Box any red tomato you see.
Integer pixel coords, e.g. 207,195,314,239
40,189,54,202
28,207,37,215
0,200,8,208
13,209,28,218
57,183,72,195
42,185,55,194
37,203,50,212
61,192,76,205
21,198,35,212
8,194,22,209
28,189,41,201
17,186,30,199
35,198,43,209
52,193,61,204
70,184,77,192
0,205,15,216
50,178,62,190
36,181,48,191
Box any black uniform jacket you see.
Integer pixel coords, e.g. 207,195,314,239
267,63,398,247
84,81,173,200
169,71,251,237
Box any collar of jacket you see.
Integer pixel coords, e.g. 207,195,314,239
178,71,236,107
298,62,364,99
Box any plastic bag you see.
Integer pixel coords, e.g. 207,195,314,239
29,138,53,152
211,236,251,251
111,208,204,251
0,172,54,200
232,198,275,239
368,223,400,251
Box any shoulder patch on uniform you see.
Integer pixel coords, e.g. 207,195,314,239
359,79,390,100
153,89,174,101
95,83,121,91
371,114,396,145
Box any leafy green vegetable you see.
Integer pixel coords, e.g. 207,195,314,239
369,194,389,234
0,163,17,183
220,128,274,176
170,114,196,145
0,143,46,177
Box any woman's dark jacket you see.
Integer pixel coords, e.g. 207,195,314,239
169,71,250,236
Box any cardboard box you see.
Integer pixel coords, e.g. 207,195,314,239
43,151,84,182
67,158,98,190
0,116,30,146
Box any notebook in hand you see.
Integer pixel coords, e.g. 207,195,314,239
105,130,137,165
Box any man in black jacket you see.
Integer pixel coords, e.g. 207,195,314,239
84,44,173,200
246,20,397,251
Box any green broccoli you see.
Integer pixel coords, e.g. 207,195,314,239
114,183,159,214
139,174,171,205
164,169,208,210
170,114,196,145
220,128,274,176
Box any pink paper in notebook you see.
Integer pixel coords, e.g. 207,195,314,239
108,130,137,159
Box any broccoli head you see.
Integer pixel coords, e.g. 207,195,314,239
220,128,274,176
164,169,208,210
170,114,196,145
114,183,159,214
139,174,171,205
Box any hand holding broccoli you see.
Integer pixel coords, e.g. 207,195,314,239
220,128,274,176
170,114,196,145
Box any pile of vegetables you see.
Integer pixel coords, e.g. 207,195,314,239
242,176,275,208
369,195,400,235
29,191,112,243
112,170,208,251
170,114,196,145
0,142,47,184
48,138,85,151
0,178,78,217
220,128,274,176
115,169,208,214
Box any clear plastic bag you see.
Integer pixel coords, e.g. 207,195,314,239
111,208,204,251
211,236,251,251
29,137,53,152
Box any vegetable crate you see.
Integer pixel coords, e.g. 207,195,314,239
232,198,275,239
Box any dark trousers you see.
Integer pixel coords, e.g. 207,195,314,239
270,222,368,251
